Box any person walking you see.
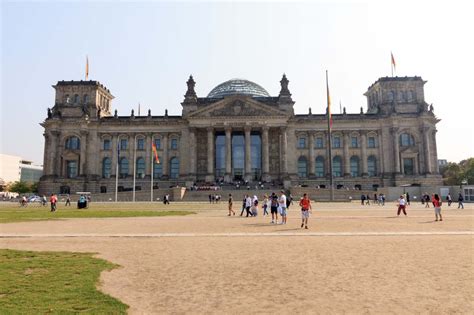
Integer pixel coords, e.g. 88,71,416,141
240,196,247,216
251,195,259,216
406,192,410,205
262,194,269,216
279,190,288,225
360,194,366,205
49,193,57,212
433,194,443,221
245,195,253,217
397,195,407,216
228,194,235,216
299,193,312,229
457,193,464,209
42,195,47,207
366,194,371,205
270,192,279,224
446,193,452,206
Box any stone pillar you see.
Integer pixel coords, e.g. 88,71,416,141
51,131,61,176
361,132,368,176
280,127,288,176
423,127,432,174
206,127,214,182
432,129,439,174
225,127,232,182
111,134,118,177
42,133,50,175
189,128,197,176
343,132,350,177
391,127,400,174
262,126,270,181
80,131,88,176
308,132,315,177
244,126,252,180
162,133,169,178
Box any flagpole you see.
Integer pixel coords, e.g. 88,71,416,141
151,136,154,202
326,70,334,202
132,135,137,202
115,143,119,202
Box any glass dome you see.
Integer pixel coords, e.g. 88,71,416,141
207,79,270,98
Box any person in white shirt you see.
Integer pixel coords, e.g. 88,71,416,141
251,195,258,216
397,195,407,216
279,190,288,224
245,195,253,217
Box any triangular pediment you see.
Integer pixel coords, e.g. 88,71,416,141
187,96,289,118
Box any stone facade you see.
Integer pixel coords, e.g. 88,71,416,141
38,75,442,195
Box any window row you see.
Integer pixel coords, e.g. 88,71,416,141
64,94,89,104
297,156,378,178
102,138,179,151
297,136,378,149
102,157,180,179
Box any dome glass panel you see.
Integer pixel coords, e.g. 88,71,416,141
207,79,270,98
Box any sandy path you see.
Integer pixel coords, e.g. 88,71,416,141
1,204,473,314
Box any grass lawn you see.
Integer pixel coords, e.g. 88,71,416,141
0,203,195,223
0,249,128,314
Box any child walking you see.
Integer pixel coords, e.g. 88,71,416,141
299,193,312,229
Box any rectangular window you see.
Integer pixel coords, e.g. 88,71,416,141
298,137,306,149
137,138,145,150
103,139,111,150
154,139,161,149
351,137,358,148
333,136,341,148
315,137,324,148
66,160,77,178
368,137,376,148
120,139,128,150
171,139,178,150
403,158,414,175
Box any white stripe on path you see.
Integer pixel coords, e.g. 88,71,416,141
0,231,472,238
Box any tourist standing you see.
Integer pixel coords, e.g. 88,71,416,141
279,190,288,224
433,194,443,221
228,194,235,216
270,192,279,224
360,194,366,205
262,194,269,216
457,193,464,209
397,195,407,216
299,193,312,229
65,194,71,206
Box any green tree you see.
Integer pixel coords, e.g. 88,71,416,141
8,181,32,194
442,158,474,185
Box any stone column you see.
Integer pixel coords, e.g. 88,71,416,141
361,131,368,176
42,133,50,175
308,132,315,177
432,129,439,174
225,127,232,181
51,131,61,176
111,134,118,177
80,131,88,176
189,128,197,176
280,127,288,176
262,127,270,180
206,127,214,182
391,127,400,174
423,127,432,174
162,133,169,178
244,126,252,180
343,132,350,177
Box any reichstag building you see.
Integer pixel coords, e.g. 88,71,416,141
39,74,442,195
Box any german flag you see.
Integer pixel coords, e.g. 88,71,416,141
152,143,160,164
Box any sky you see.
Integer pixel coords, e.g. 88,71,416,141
1,0,473,165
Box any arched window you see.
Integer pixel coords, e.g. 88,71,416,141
315,156,325,177
102,158,111,178
83,94,89,104
64,94,70,104
367,156,377,177
297,156,308,178
73,94,80,104
333,156,342,177
153,162,163,178
399,133,415,146
119,158,129,177
136,158,145,178
170,157,179,179
65,136,80,150
350,156,360,177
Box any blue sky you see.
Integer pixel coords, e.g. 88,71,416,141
1,1,473,164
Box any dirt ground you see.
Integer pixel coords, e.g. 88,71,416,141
1,202,473,314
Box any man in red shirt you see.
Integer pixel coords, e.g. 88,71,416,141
49,193,57,212
299,193,312,229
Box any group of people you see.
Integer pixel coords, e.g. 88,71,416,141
208,194,222,203
227,191,312,229
360,193,387,206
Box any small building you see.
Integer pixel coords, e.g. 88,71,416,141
0,154,43,184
